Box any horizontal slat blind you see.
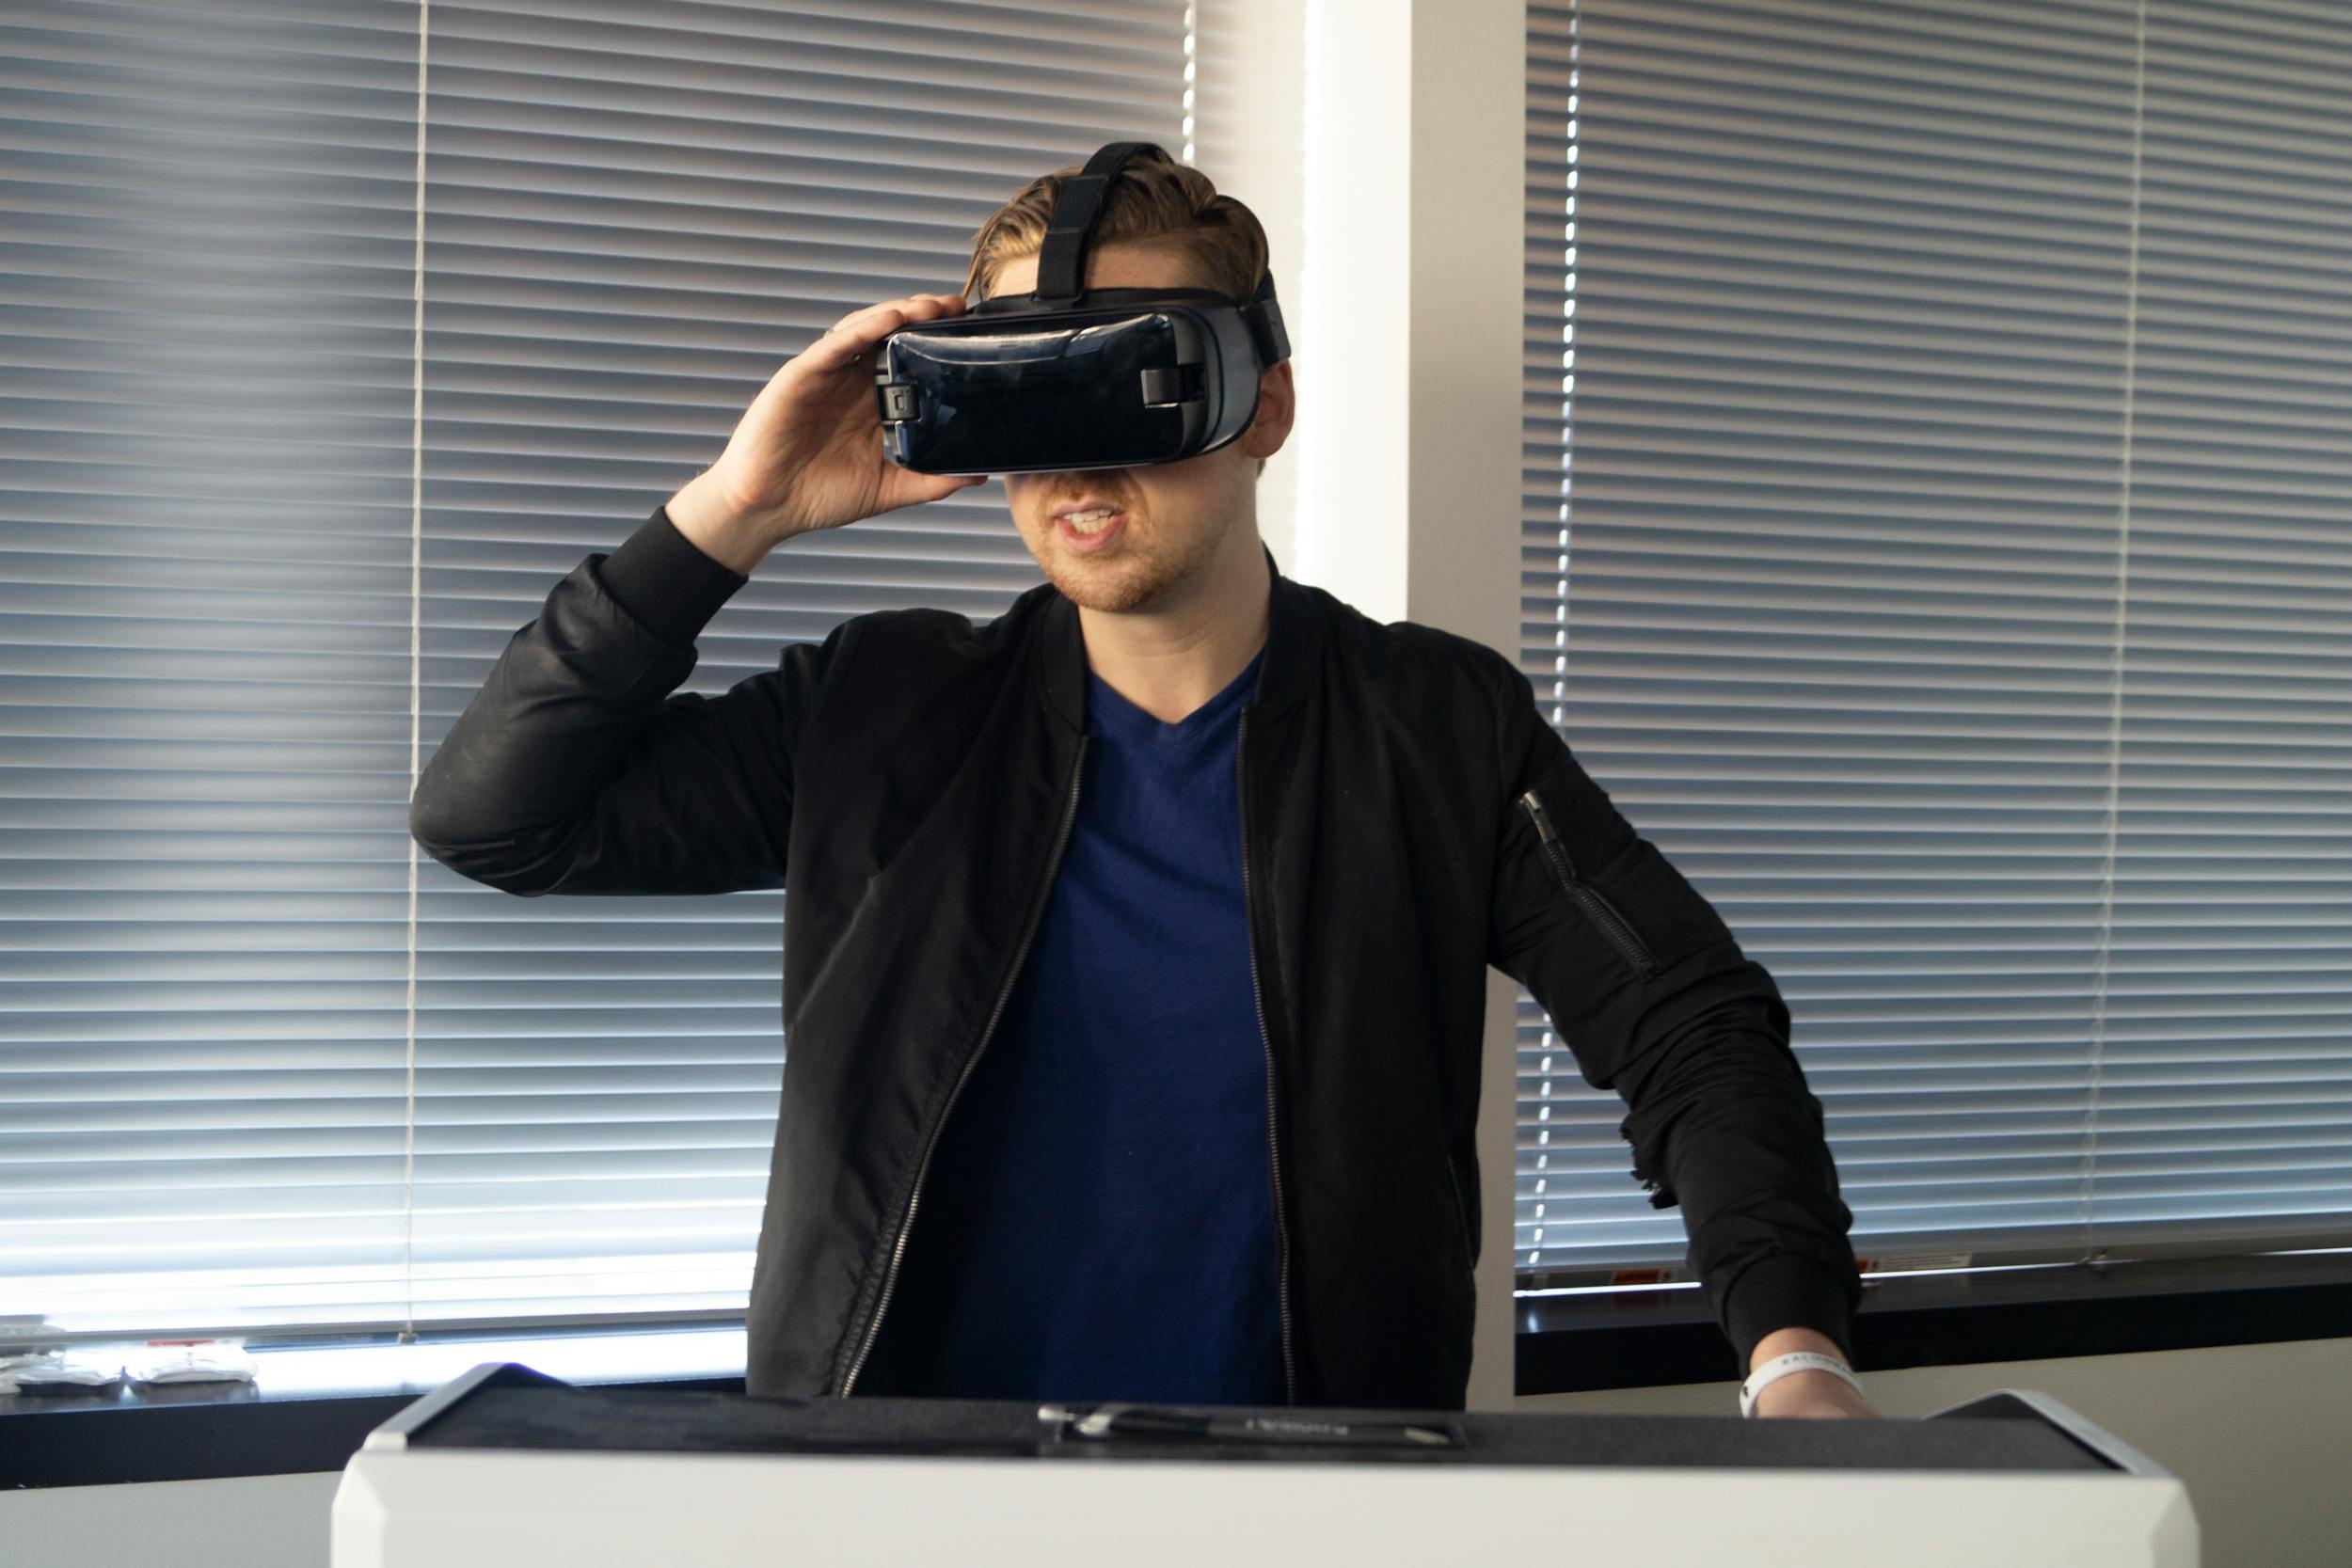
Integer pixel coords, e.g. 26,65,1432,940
1,0,1184,1339
2099,0,2352,1247
1518,0,2352,1289
0,0,428,1338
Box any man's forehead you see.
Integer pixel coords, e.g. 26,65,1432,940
985,242,1206,298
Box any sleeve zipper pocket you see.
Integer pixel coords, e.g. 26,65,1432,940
1518,788,1661,980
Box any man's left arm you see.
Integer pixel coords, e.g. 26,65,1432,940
1478,650,1871,1417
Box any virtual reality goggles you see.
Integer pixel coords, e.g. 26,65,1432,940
875,140,1291,475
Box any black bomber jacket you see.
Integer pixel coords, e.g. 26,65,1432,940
408,504,1864,1408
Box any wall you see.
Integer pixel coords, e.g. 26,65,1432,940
1192,0,1307,575
0,1471,340,1568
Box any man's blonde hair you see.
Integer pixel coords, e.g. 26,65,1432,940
961,146,1271,307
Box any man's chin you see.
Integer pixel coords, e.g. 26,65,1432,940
1035,546,1168,614
1045,563,1158,613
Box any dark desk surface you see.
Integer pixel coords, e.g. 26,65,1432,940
405,1370,2115,1474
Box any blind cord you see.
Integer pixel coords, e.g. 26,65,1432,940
2084,0,2149,1271
401,0,434,1347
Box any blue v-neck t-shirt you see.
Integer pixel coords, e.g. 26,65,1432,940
853,644,1285,1404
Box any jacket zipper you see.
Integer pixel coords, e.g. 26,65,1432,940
1237,707,1298,1405
1518,788,1661,979
837,736,1089,1397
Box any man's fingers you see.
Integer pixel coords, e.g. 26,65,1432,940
802,294,962,372
827,293,961,334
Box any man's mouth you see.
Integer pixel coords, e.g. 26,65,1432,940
1053,504,1128,552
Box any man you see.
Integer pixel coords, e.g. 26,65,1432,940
409,150,1872,1418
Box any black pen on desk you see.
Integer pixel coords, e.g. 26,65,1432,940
1040,1402,1457,1448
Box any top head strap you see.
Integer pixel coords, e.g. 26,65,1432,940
1032,140,1165,305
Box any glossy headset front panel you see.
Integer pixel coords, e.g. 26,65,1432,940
880,308,1235,475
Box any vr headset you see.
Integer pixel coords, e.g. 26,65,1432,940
875,140,1291,475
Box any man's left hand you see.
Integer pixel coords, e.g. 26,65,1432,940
1751,1368,1878,1419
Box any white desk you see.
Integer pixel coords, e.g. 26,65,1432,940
333,1364,2196,1567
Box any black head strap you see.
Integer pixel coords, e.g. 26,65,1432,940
1033,141,1163,305
1243,271,1290,367
1025,140,1290,368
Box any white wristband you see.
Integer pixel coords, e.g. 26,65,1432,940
1739,1350,1860,1418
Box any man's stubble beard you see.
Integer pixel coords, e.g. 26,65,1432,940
1036,508,1232,614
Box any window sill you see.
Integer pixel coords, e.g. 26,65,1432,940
8,1253,2347,1489
0,1325,749,1491
1517,1248,2352,1395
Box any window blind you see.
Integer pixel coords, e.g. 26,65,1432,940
0,0,1187,1341
1518,0,2352,1290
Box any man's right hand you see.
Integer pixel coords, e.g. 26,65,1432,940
665,292,989,573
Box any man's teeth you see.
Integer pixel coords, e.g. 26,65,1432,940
1063,508,1120,533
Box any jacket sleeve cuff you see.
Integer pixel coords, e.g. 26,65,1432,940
1724,1253,1859,1370
593,503,751,648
